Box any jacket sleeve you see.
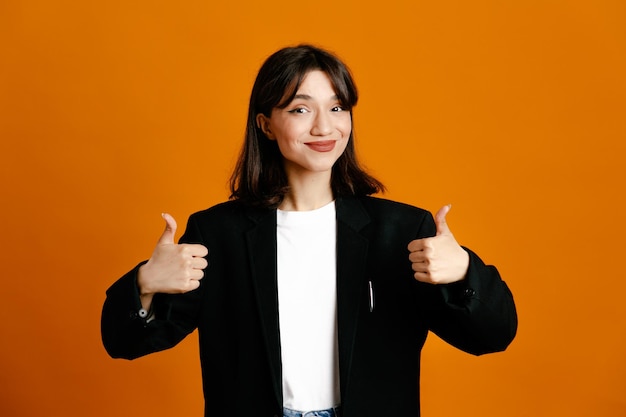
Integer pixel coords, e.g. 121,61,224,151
100,216,205,360
415,214,518,356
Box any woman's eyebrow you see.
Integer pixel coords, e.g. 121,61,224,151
292,94,339,101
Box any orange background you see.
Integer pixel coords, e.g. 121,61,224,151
1,1,625,416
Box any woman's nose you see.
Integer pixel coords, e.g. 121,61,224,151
310,111,333,136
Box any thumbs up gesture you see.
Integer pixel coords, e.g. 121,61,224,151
137,213,209,298
407,205,469,284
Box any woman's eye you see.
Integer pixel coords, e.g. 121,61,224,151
331,106,344,112
288,107,309,114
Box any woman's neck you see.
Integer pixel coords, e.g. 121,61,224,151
280,171,334,212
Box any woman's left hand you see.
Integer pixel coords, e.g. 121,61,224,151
407,204,470,284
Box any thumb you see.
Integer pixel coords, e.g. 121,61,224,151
435,204,452,236
157,212,177,245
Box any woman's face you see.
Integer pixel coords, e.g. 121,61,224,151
257,70,352,180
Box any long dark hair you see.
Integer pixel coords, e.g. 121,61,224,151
229,44,384,208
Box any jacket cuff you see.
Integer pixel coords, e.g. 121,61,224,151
105,261,150,324
439,247,487,306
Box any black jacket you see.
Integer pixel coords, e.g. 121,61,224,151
101,196,517,417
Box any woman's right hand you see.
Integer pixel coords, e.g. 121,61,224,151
137,213,208,308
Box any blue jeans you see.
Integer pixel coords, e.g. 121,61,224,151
283,406,341,417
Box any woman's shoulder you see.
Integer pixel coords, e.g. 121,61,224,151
336,196,433,232
191,199,244,216
338,195,435,237
353,195,431,217
188,200,272,225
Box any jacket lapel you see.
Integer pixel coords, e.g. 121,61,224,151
245,208,282,408
335,197,371,399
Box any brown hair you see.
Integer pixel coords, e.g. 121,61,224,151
229,44,384,208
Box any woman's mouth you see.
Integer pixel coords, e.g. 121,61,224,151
305,140,336,152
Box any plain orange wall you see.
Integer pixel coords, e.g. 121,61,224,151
1,1,625,416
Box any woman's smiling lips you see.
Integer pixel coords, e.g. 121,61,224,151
304,140,336,152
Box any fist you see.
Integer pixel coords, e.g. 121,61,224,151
407,204,469,284
138,213,209,296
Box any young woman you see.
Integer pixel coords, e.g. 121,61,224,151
101,45,517,417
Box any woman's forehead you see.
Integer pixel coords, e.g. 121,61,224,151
278,70,345,107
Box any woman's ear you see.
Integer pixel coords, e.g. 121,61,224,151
256,113,275,140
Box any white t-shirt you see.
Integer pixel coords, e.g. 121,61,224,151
276,201,340,411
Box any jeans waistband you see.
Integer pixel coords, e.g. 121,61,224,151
283,406,341,417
